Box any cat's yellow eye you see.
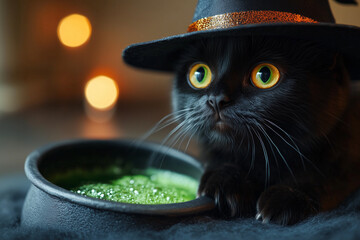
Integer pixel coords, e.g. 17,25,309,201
188,63,212,89
251,63,280,89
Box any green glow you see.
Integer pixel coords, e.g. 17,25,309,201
199,66,207,84
70,168,198,204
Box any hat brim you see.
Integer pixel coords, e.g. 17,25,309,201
122,23,360,80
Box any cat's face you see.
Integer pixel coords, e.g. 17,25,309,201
172,37,349,152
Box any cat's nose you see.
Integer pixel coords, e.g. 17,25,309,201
207,94,231,111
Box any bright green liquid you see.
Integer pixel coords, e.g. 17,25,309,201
71,169,198,204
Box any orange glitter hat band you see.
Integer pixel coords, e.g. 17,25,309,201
187,10,318,32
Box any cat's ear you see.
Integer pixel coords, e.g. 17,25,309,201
333,0,357,5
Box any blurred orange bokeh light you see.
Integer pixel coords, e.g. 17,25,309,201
57,14,92,47
85,75,119,110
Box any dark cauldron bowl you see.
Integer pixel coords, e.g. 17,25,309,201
21,139,215,233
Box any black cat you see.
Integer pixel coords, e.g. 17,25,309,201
171,36,360,225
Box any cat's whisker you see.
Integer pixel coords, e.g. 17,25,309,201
245,124,256,176
160,120,188,149
155,109,199,149
130,114,184,155
251,125,271,187
156,113,203,168
258,122,296,183
263,120,304,162
177,121,199,152
176,127,191,150
185,128,198,153
147,119,189,169
257,123,280,176
319,130,336,153
324,111,348,127
166,122,193,151
263,119,324,176
236,124,247,149
139,108,193,142
232,113,255,158
268,108,309,135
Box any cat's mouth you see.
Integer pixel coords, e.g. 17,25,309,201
205,118,235,146
214,120,231,133
209,109,233,133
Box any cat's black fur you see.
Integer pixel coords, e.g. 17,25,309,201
172,36,360,225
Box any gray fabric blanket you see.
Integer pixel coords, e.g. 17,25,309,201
1,174,359,240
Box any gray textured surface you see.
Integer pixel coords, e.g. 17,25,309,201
1,173,360,240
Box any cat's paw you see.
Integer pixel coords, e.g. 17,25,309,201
198,164,257,218
256,185,319,225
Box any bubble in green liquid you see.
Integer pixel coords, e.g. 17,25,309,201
71,169,198,204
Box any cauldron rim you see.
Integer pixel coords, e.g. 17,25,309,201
24,139,215,216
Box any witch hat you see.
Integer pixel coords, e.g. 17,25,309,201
122,0,360,79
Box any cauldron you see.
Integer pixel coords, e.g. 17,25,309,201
21,139,215,233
